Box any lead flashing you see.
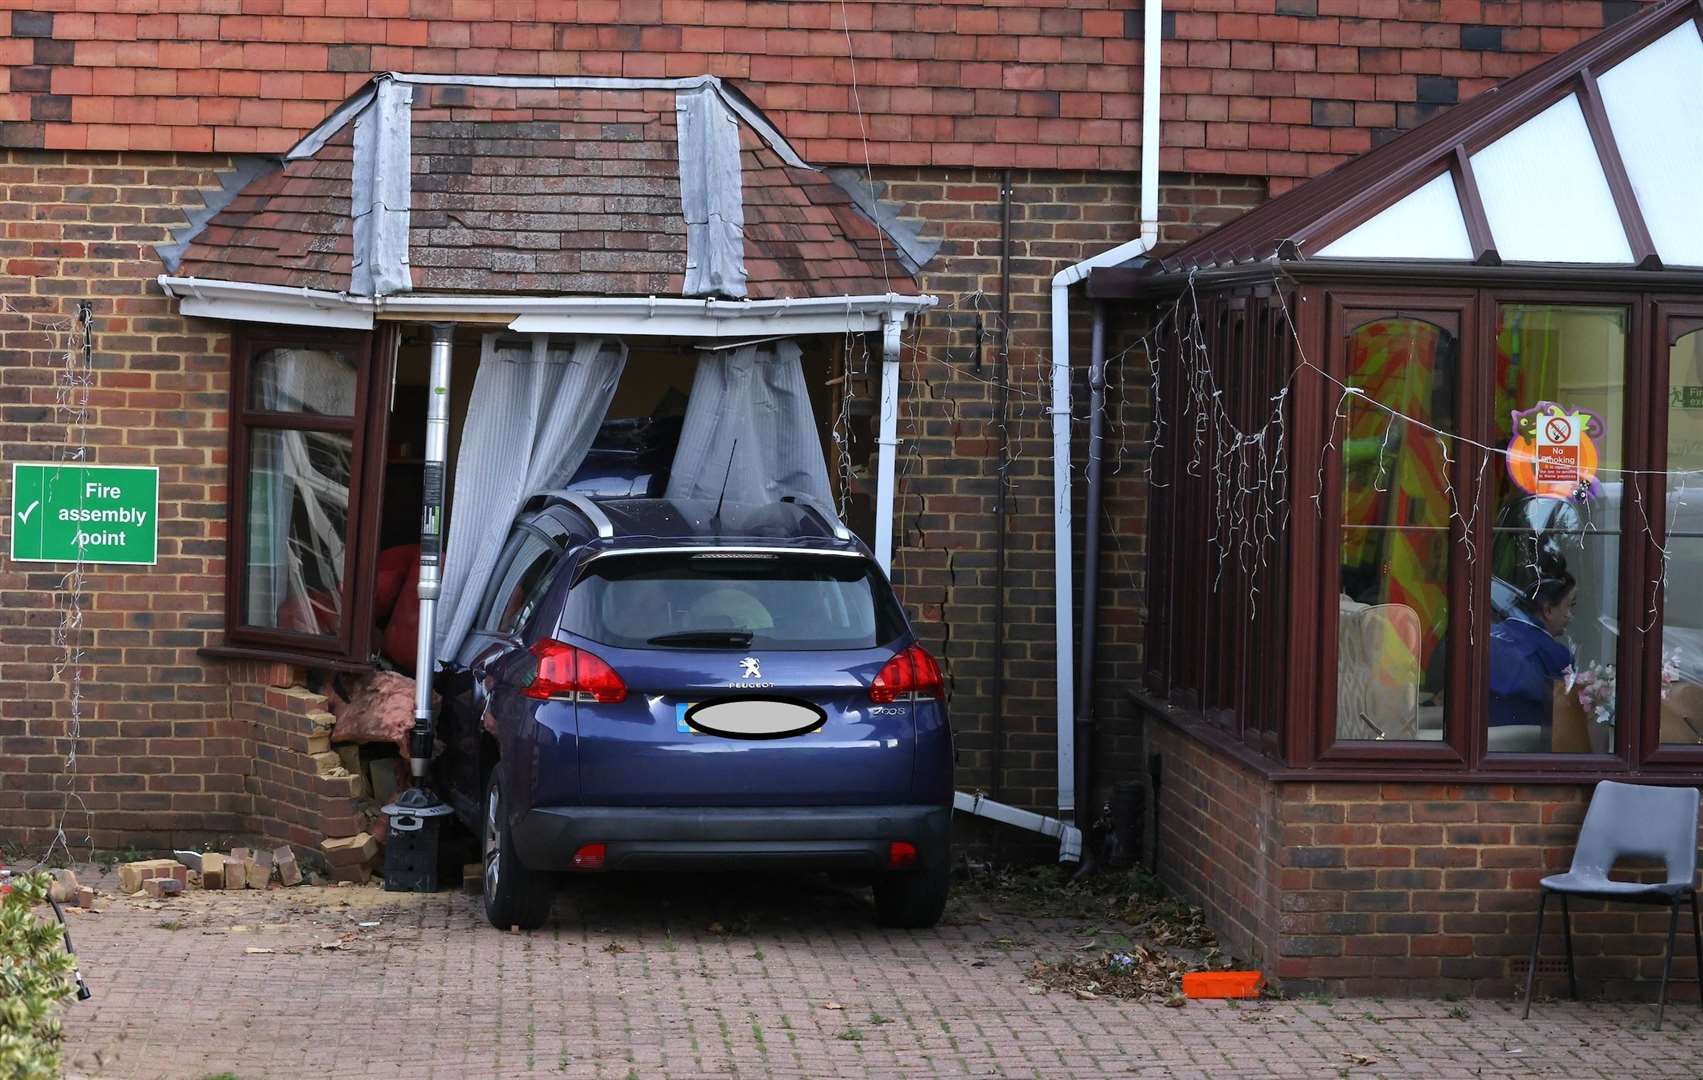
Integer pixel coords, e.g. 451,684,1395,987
676,85,748,299
287,83,378,162
154,155,278,273
824,168,941,275
350,77,414,297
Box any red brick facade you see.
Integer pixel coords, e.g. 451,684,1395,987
1151,718,1703,999
0,1,1647,182
0,146,1263,850
2,0,1692,1001
0,150,242,851
878,167,1264,811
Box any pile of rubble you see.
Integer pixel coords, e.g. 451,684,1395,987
47,840,386,908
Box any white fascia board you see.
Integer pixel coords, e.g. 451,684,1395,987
156,276,375,329
157,275,935,336
503,294,936,337
507,311,890,337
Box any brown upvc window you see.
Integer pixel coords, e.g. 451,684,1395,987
1139,278,1703,780
1643,302,1703,766
1321,296,1474,768
223,326,391,664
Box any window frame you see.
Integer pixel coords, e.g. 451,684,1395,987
222,324,394,664
1467,291,1649,774
1637,300,1703,767
1297,286,1675,776
1315,291,1478,768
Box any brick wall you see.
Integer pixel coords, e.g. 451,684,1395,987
0,0,1649,183
881,167,1264,817
0,148,243,854
0,148,1260,853
1276,779,1703,1000
229,661,377,857
1148,718,1284,967
1146,713,1703,1000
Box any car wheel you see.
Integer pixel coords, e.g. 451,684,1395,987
872,843,950,929
482,772,553,930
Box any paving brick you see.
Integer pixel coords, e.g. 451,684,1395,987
55,865,1703,1078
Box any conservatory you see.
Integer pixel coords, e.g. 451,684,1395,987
1086,0,1703,995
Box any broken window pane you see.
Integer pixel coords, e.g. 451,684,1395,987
245,427,353,636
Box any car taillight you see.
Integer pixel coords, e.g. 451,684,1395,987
572,843,606,870
869,644,944,703
887,841,918,870
523,640,627,703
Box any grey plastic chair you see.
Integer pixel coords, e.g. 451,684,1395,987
1522,780,1701,1029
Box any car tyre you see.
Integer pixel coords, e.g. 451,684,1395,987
872,844,950,929
482,772,553,930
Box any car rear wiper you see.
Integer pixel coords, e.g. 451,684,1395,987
645,630,755,647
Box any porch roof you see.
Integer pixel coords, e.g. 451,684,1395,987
161,73,925,305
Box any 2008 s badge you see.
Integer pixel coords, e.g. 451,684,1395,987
683,696,827,740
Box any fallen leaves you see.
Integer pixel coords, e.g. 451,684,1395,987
1027,943,1198,1003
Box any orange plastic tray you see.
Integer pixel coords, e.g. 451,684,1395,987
1181,971,1263,999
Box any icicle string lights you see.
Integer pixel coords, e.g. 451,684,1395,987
6,295,96,869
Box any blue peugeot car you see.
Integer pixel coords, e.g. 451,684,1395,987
433,492,954,930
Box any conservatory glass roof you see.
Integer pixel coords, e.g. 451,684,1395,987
1125,0,1703,277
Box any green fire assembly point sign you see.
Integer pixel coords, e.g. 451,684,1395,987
10,463,159,566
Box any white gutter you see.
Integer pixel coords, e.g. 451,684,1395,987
1046,0,1162,822
155,276,935,336
158,276,376,329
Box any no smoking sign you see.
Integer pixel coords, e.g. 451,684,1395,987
1535,412,1581,486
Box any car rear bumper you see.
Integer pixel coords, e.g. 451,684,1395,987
512,804,951,872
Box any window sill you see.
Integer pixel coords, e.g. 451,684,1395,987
1130,690,1703,786
199,643,374,675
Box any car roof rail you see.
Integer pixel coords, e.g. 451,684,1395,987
779,494,853,542
533,489,614,539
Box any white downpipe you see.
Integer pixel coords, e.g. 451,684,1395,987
410,323,454,780
1046,0,1162,820
954,792,1082,862
873,312,903,572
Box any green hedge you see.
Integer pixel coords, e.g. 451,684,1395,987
0,870,76,1080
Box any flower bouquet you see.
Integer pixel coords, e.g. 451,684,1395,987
1563,660,1616,727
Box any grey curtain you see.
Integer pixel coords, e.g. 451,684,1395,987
665,339,834,510
435,333,627,659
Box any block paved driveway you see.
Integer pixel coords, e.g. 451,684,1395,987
57,865,1703,1079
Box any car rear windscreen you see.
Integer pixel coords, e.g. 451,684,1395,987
563,552,906,651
